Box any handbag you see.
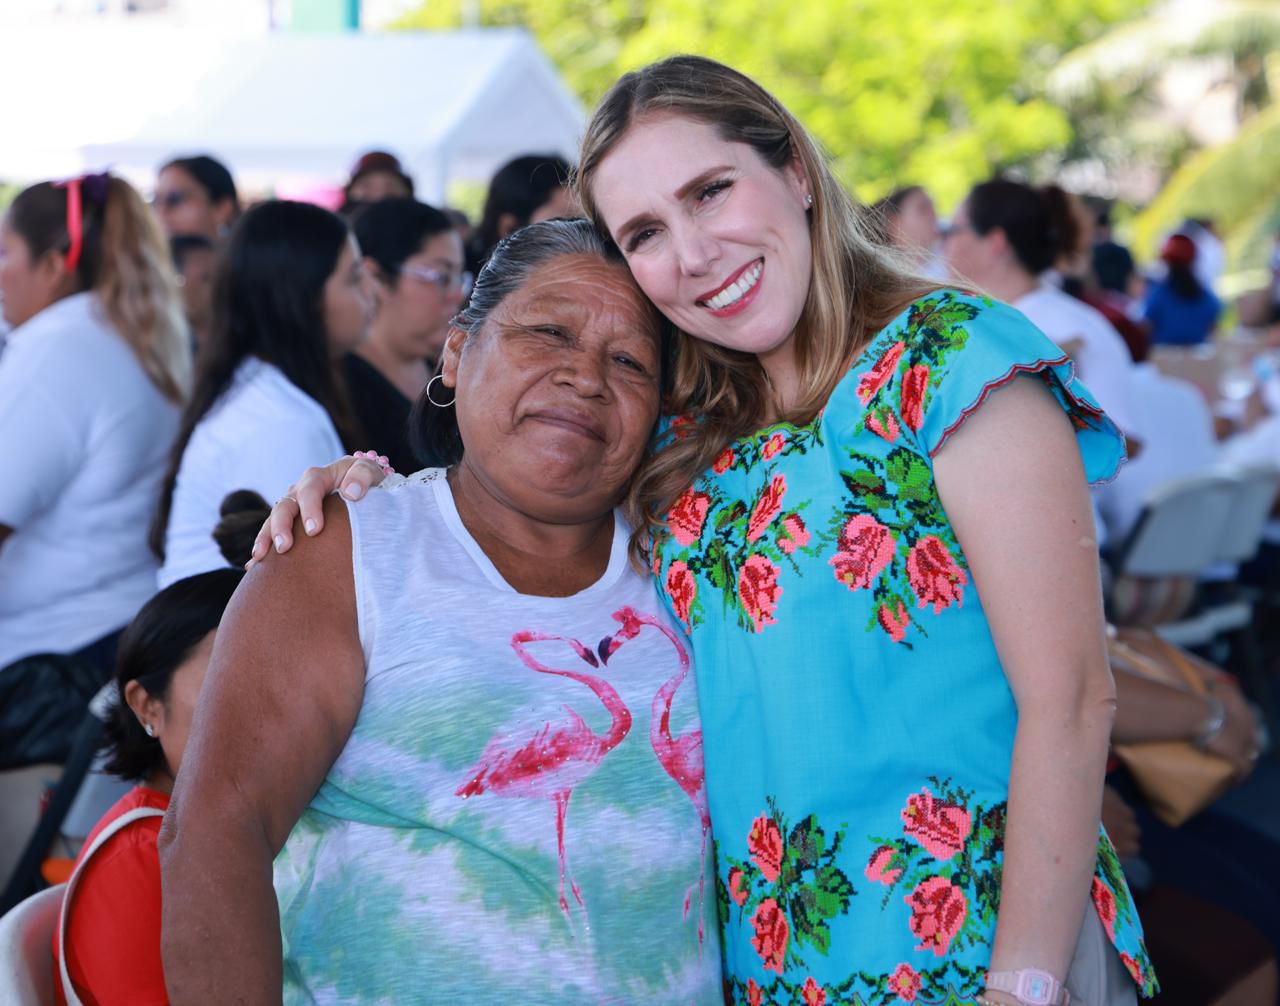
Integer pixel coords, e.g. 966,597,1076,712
1109,628,1236,827
0,652,104,771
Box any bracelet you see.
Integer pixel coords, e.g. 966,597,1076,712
353,450,395,477
1194,694,1227,749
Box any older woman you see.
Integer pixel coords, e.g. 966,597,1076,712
159,220,721,1004
269,56,1154,1006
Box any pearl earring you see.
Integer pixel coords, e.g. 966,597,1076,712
805,193,814,208
144,723,156,738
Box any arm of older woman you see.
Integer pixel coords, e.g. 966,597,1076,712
1113,663,1260,782
159,496,364,1003
932,375,1115,996
245,454,389,567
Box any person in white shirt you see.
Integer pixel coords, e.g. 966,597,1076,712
1093,361,1220,546
943,179,1138,440
151,200,372,587
0,173,190,671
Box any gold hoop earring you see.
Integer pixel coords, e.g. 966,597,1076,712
426,374,456,408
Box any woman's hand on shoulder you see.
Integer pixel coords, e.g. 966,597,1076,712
246,454,389,568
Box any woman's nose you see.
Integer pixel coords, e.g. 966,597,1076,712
554,349,608,397
671,222,718,278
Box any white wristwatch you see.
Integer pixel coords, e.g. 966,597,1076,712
986,968,1070,1005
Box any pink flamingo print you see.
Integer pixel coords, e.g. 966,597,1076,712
455,629,632,917
608,606,710,944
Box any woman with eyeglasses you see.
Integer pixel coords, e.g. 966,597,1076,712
346,199,470,472
152,154,240,242
0,172,189,677
151,200,373,587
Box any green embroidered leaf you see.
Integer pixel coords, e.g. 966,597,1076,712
787,814,826,872
884,448,932,504
716,500,747,530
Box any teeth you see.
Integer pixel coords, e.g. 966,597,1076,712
705,261,762,310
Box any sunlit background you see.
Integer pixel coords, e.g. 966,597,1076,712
1,0,1276,294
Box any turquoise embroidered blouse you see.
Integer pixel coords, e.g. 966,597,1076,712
651,291,1157,1005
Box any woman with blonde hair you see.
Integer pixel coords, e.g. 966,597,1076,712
265,55,1155,1005
0,172,188,675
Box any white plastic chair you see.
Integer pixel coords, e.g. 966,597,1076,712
0,883,63,1006
1216,465,1280,565
1114,474,1238,579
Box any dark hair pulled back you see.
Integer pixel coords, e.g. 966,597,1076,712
102,568,243,781
966,179,1082,276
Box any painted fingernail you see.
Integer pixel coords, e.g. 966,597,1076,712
274,535,285,552
305,519,317,535
343,483,364,500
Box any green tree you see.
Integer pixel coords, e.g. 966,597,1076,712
397,0,1147,208
1050,1,1280,278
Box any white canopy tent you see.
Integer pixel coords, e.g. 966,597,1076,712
0,26,585,201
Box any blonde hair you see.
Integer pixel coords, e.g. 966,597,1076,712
8,175,191,404
574,55,941,562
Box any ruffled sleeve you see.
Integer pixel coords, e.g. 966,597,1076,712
911,292,1127,485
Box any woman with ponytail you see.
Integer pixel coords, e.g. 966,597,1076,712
0,172,189,675
944,179,1137,440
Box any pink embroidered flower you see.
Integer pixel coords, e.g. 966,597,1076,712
890,963,922,1001
801,977,826,1006
867,408,900,443
712,447,735,474
865,845,902,885
904,876,967,956
668,489,712,546
906,535,967,613
900,364,930,431
1120,953,1144,985
668,413,695,439
857,340,905,403
747,475,787,542
738,555,782,632
829,514,896,591
901,788,972,860
1092,876,1118,942
763,432,786,459
746,979,763,1006
727,866,749,906
750,898,789,973
666,561,697,630
877,600,911,643
748,814,784,882
778,513,810,555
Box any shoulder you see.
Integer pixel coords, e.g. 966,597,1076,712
75,787,168,885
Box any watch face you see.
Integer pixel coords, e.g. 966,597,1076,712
1026,975,1050,999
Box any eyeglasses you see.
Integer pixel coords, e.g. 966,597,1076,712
152,190,195,212
399,264,474,298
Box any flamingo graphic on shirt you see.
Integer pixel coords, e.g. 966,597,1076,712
455,609,707,933
455,629,633,917
608,606,710,944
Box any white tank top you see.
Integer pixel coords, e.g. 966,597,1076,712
273,468,722,1005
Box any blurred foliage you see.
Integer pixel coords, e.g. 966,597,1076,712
397,0,1148,209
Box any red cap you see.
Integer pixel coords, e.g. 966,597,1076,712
1160,233,1197,267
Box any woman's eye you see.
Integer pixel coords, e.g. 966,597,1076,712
614,354,646,373
626,228,657,253
536,326,569,340
698,180,731,202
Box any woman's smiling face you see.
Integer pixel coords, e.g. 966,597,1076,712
590,114,813,362
442,252,662,523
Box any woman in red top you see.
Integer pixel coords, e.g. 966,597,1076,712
53,567,243,1006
